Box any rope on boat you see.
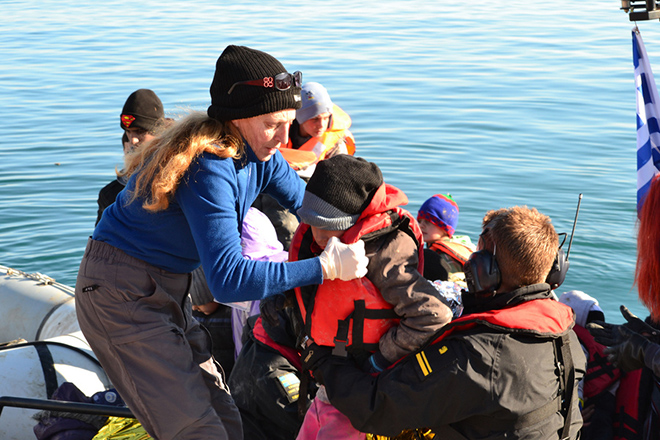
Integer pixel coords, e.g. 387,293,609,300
1,264,74,293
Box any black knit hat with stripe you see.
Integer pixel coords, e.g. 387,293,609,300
297,155,383,231
207,45,302,122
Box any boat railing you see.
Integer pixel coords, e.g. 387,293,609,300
0,395,134,418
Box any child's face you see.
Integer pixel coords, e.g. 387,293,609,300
310,226,345,249
419,219,448,244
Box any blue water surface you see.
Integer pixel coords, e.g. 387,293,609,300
0,0,657,322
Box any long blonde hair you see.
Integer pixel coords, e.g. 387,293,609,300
120,111,244,212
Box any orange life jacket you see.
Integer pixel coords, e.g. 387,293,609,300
429,239,473,266
290,184,423,354
280,104,356,171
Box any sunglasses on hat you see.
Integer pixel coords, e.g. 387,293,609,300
227,71,302,95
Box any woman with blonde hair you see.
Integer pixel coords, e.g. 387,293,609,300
75,45,368,440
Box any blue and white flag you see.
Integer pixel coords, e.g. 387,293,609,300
634,27,660,215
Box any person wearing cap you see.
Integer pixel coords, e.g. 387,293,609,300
95,89,166,226
417,194,475,285
288,155,453,440
282,81,355,178
253,82,356,251
75,46,369,440
303,206,586,440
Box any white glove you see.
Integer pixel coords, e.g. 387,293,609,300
318,237,369,281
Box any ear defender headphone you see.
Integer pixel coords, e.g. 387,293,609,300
463,248,501,296
464,246,567,295
545,246,568,290
464,193,582,295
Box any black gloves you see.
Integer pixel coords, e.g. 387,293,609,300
587,305,655,372
619,305,659,341
259,293,287,327
301,343,333,384
604,326,650,372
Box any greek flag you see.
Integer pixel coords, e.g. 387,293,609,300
634,27,660,215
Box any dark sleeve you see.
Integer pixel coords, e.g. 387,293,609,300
95,180,124,226
422,248,449,282
316,337,491,436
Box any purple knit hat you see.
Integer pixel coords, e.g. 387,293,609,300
417,194,459,237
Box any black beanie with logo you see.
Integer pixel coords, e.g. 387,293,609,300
120,89,164,132
207,45,302,122
297,155,383,231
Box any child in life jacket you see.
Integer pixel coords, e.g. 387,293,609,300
290,155,453,440
417,193,475,285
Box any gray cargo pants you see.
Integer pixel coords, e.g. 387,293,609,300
75,238,243,439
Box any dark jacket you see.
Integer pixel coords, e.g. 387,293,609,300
228,312,314,440
95,178,124,226
314,284,587,439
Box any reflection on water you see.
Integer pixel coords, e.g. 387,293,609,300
0,0,655,321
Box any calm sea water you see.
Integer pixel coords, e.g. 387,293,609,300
1,0,656,322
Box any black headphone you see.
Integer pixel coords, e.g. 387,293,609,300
464,194,581,296
546,245,568,290
463,234,570,295
463,249,501,295
463,247,568,295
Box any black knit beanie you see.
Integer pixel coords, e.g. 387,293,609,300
297,155,383,231
207,45,302,122
120,89,164,132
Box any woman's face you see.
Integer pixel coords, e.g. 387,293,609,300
232,109,296,162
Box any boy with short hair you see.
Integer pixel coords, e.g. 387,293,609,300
290,155,453,439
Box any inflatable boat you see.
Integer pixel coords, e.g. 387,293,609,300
0,264,113,439
0,264,79,342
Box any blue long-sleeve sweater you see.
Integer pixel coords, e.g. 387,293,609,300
93,145,323,302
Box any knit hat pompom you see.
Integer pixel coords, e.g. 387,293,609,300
207,45,302,122
296,82,333,124
417,194,459,237
297,155,383,231
120,89,164,132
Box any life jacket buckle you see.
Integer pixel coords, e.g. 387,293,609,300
332,337,348,356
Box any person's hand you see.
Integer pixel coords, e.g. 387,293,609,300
318,237,368,281
586,320,620,347
619,305,660,342
581,403,595,428
259,294,286,327
192,301,220,316
604,325,650,372
362,352,390,374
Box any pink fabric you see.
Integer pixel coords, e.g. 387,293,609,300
296,388,366,440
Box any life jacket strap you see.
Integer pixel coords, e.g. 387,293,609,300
332,300,399,356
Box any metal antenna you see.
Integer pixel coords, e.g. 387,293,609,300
565,193,582,261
